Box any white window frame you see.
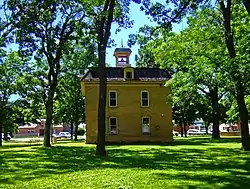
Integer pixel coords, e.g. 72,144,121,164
141,90,149,107
142,116,150,135
109,117,118,135
109,90,117,107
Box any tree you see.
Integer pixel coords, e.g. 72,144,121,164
177,9,227,139
139,0,250,36
54,72,85,140
0,52,25,146
0,0,25,60
226,95,250,124
92,0,143,156
152,21,226,139
168,72,201,137
219,1,250,150
8,0,93,147
136,43,159,68
151,3,250,149
54,42,95,140
94,0,116,156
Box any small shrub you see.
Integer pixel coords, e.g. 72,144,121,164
77,128,85,135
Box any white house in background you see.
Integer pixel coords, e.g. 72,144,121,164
219,123,240,132
78,123,86,130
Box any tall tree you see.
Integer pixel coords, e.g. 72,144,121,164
94,0,116,156
94,0,140,156
8,0,92,147
168,72,201,137
219,1,250,150
152,27,226,139
54,42,95,140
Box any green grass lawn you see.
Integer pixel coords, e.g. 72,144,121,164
1,137,250,189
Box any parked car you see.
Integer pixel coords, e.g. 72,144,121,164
58,132,71,139
52,133,61,138
1,133,11,141
173,131,179,136
187,129,206,136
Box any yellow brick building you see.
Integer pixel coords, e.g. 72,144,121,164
80,48,172,144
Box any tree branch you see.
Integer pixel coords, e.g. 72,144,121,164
150,0,192,37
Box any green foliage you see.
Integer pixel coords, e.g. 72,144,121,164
0,0,22,59
53,39,96,130
0,52,27,138
77,127,85,135
227,95,250,123
170,72,201,124
148,6,250,128
54,71,85,125
15,59,48,123
5,0,100,146
135,42,159,68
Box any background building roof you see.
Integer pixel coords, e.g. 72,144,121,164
18,124,38,129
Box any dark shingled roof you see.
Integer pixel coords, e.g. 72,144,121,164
114,48,132,53
81,67,171,82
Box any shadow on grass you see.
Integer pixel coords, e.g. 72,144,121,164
173,136,242,146
0,143,42,149
0,137,249,189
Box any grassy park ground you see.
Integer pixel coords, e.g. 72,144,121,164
0,137,250,189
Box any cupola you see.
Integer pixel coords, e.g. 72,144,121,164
113,47,132,67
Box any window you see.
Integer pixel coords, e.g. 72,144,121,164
124,68,134,79
126,71,132,79
141,91,149,107
118,56,127,64
109,117,118,135
109,91,117,107
142,117,150,135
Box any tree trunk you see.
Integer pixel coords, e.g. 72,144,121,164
0,122,2,146
183,122,187,137
211,86,220,139
96,45,107,156
70,119,74,140
74,122,78,141
180,123,184,137
43,87,55,147
3,123,8,141
205,121,210,134
235,84,250,151
95,0,115,156
220,0,250,150
243,0,250,15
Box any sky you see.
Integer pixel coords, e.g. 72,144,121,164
1,1,186,67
